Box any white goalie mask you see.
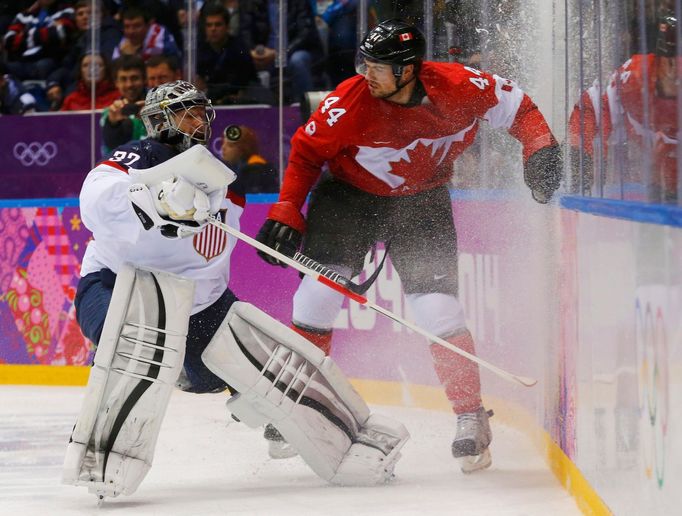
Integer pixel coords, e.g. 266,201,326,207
140,81,215,151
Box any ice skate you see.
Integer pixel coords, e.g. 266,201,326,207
264,423,298,459
451,407,493,473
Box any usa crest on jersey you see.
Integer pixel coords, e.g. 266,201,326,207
193,211,227,261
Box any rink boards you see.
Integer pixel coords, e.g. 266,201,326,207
1,194,681,515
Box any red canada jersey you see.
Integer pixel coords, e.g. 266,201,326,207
280,61,556,209
568,54,678,157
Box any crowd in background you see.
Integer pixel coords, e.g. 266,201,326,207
0,0,384,115
0,0,509,117
1,0,680,203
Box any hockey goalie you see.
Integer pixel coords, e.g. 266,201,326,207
63,80,408,501
62,271,408,499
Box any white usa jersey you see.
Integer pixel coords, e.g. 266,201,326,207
79,139,246,314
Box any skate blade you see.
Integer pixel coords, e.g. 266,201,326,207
459,448,492,474
268,440,299,459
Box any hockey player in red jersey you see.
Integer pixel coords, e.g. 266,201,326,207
256,19,562,472
567,13,678,203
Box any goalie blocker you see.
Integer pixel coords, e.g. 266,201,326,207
202,302,410,486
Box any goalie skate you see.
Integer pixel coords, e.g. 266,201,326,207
62,265,193,499
451,407,494,474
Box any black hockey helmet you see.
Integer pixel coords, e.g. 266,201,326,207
656,13,677,57
357,19,426,77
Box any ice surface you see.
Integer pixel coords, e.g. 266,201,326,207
0,386,580,515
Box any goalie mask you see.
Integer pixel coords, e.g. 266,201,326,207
140,81,215,151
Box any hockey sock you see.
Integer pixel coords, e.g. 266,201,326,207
291,323,333,355
430,330,482,414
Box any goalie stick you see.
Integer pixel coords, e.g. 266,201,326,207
208,216,537,388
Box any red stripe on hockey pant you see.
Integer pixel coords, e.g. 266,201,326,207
291,324,333,356
430,331,482,414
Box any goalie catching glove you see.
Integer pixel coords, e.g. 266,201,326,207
153,176,224,223
126,144,236,238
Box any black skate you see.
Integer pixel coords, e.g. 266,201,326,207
451,407,493,473
264,423,298,459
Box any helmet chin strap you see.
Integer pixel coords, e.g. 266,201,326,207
377,73,416,100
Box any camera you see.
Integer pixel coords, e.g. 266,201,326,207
121,102,142,116
223,125,242,141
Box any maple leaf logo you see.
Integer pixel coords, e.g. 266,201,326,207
354,121,477,188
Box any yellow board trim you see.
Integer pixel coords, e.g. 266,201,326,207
0,366,610,514
0,364,89,386
350,378,611,516
544,433,612,516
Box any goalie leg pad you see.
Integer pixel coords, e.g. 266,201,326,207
201,302,410,486
62,264,193,499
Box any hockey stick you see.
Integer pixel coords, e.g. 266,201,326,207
208,216,537,388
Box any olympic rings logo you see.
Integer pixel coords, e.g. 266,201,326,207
12,141,58,167
635,297,669,489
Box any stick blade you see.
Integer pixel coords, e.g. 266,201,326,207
515,375,538,387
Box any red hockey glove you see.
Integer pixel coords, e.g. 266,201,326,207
524,145,563,204
255,201,305,267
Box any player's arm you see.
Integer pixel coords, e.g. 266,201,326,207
566,81,612,194
467,67,562,203
509,92,562,203
568,89,599,158
79,151,146,244
256,90,351,266
494,78,562,203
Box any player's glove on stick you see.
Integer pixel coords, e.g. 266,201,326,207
524,144,563,204
256,201,305,267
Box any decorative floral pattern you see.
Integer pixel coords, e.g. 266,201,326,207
0,206,93,365
53,305,93,365
5,269,51,363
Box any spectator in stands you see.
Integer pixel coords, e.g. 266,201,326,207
0,60,37,114
320,0,358,87
196,4,260,105
2,0,76,80
221,124,279,193
112,6,181,61
60,52,120,111
116,0,188,50
100,55,147,153
239,0,325,103
145,54,182,88
45,0,122,110
0,1,33,35
71,1,122,61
